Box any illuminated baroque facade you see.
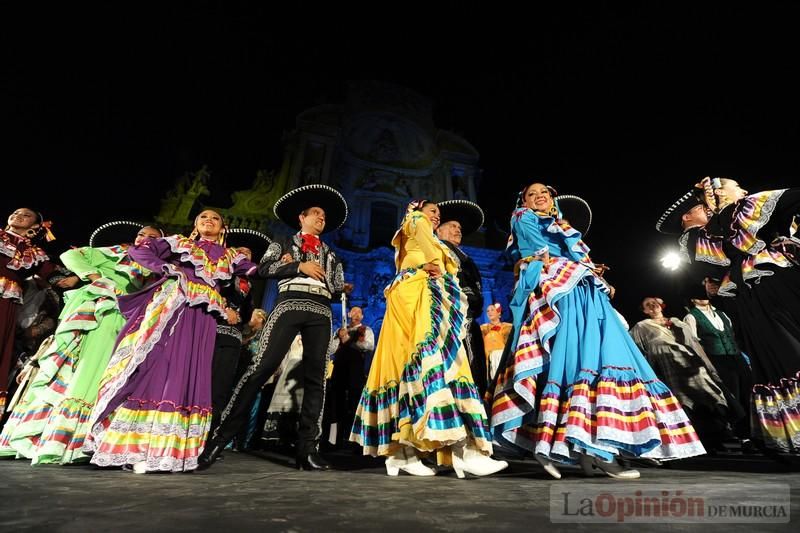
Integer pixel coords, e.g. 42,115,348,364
155,81,514,330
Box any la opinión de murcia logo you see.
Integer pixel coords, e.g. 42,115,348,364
550,484,790,524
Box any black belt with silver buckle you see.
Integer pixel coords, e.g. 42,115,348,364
279,283,332,299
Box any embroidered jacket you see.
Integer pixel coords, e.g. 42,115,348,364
258,232,345,297
442,240,484,319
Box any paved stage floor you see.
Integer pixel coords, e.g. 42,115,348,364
2,447,799,532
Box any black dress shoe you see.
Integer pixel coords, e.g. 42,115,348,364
197,443,225,471
296,452,331,471
740,438,758,454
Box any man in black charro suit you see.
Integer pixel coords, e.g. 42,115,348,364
435,200,488,398
200,184,349,471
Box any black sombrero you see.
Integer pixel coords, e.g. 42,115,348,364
226,228,272,262
273,184,348,234
437,200,485,236
656,189,705,235
89,220,153,247
679,275,711,302
556,195,592,236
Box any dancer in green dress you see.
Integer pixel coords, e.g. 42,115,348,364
0,222,161,464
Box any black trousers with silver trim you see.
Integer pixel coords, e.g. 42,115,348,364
210,326,243,434
210,292,332,455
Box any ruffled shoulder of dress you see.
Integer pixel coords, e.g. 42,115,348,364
94,243,130,261
512,207,591,259
685,228,730,266
90,243,150,284
511,207,538,225
0,228,50,270
725,189,787,254
117,257,151,287
404,211,430,230
164,234,244,284
435,234,460,267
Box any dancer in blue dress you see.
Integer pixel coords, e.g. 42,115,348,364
490,182,706,479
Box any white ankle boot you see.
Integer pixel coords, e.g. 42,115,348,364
535,454,562,479
385,446,436,477
451,442,508,478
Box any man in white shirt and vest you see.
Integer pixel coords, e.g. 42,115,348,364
684,291,753,447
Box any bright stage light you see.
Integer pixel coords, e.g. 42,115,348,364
660,251,683,271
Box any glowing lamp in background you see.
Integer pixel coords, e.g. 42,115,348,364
660,251,682,271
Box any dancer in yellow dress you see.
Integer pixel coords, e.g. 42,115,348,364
350,200,507,478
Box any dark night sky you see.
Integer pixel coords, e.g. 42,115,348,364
3,3,799,321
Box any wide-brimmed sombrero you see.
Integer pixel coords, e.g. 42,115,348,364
656,189,705,235
273,184,348,234
556,195,592,236
226,228,272,262
89,220,155,247
679,275,711,302
437,200,485,236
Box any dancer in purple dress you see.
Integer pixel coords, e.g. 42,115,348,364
84,210,257,473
